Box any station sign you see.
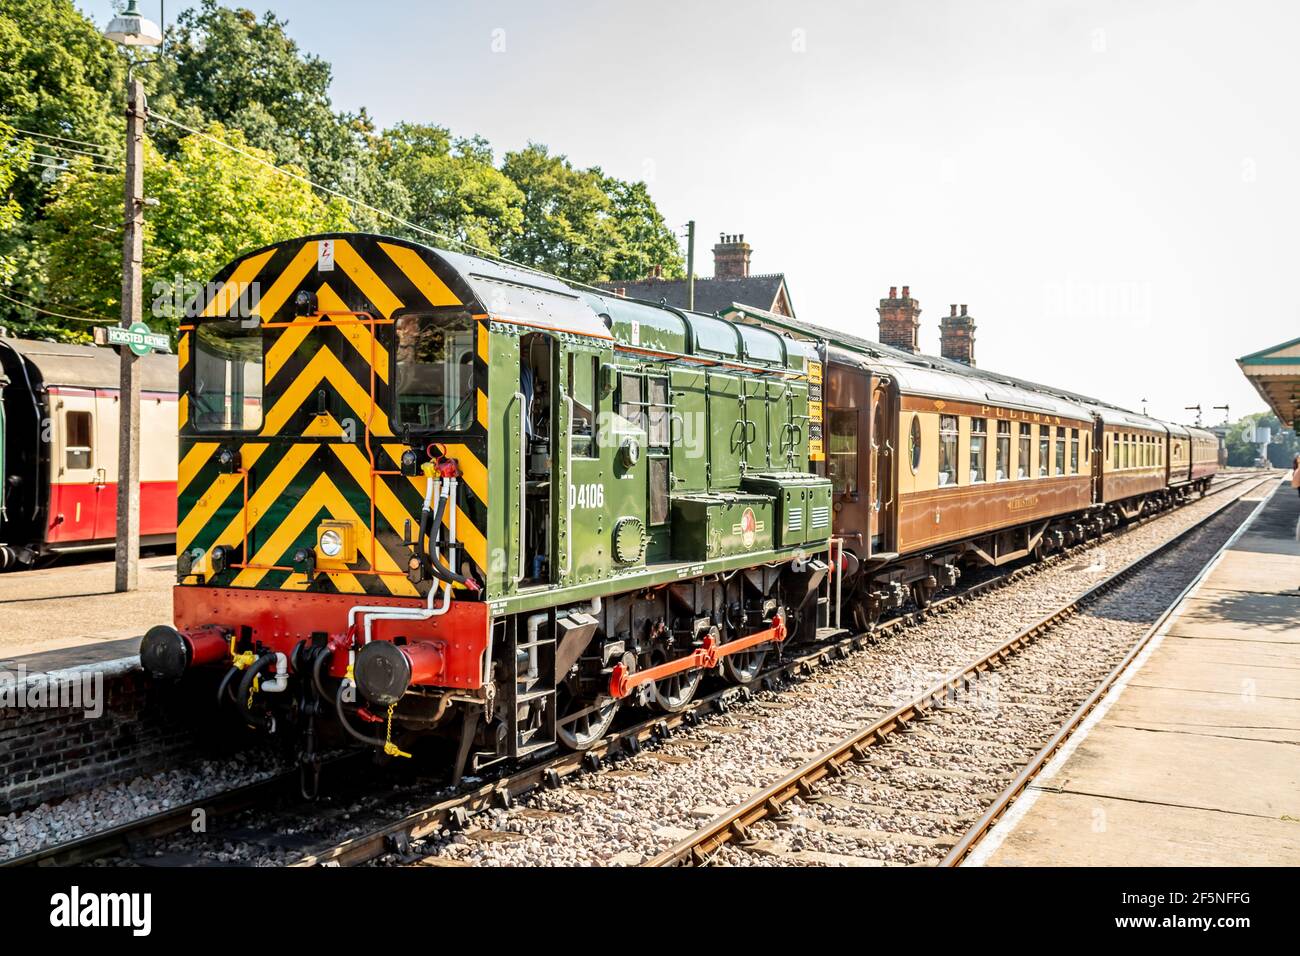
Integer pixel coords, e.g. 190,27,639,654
95,321,172,357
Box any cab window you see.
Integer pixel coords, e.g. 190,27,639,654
395,310,475,432
567,351,598,458
194,319,264,432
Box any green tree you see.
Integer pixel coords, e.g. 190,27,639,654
0,0,123,211
0,122,33,286
1223,412,1299,467
499,143,624,282
39,125,351,335
603,178,684,281
0,0,124,326
376,123,524,254
149,1,401,228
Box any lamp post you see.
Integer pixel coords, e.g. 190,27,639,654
104,2,162,593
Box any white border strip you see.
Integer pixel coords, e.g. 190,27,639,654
964,480,1281,866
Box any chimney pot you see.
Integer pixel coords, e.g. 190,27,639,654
950,304,957,316
879,285,921,353
941,302,976,366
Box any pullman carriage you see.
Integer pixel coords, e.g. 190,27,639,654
823,345,1097,628
1091,406,1170,517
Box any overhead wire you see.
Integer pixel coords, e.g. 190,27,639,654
0,122,119,156
0,287,117,324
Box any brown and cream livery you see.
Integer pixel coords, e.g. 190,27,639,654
719,307,1219,631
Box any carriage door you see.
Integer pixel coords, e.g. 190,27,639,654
92,388,121,539
49,391,100,543
869,376,897,554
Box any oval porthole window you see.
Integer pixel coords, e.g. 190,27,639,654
909,415,922,473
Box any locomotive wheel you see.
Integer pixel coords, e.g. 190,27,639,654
651,662,702,713
556,689,619,751
721,648,768,685
852,601,880,633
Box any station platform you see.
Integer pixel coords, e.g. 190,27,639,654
0,553,172,677
974,478,1300,866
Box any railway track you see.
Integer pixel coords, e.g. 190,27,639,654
644,476,1272,867
1,473,1261,868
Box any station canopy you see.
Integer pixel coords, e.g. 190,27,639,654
1238,336,1300,427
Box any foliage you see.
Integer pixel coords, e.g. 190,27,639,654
0,0,124,211
1222,412,1299,467
498,143,621,282
0,122,33,286
603,178,685,282
0,1,682,339
148,0,400,227
375,123,523,254
38,126,351,334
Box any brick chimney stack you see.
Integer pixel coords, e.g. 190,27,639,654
939,302,976,366
713,233,752,279
877,284,921,353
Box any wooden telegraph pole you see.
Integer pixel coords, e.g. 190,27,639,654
115,76,145,593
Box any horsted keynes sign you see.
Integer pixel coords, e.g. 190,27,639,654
95,321,171,357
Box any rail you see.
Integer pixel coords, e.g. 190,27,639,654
642,474,1272,866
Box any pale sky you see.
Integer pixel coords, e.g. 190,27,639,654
122,0,1299,425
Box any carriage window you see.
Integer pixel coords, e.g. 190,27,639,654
969,418,987,484
909,416,922,473
996,420,1010,480
1070,429,1080,473
64,411,92,470
194,319,264,432
827,408,858,496
1055,428,1067,475
1039,426,1051,477
567,352,598,458
938,415,959,486
1018,423,1031,478
395,310,475,432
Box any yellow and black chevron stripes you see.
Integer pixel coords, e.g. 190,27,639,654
177,234,491,596
262,346,392,438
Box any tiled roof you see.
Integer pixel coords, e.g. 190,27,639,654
597,274,791,317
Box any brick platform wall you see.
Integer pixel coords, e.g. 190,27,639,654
0,663,231,815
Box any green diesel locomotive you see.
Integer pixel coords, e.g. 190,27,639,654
141,233,833,783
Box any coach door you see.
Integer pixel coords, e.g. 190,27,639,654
49,391,100,543
869,376,897,555
91,388,120,540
